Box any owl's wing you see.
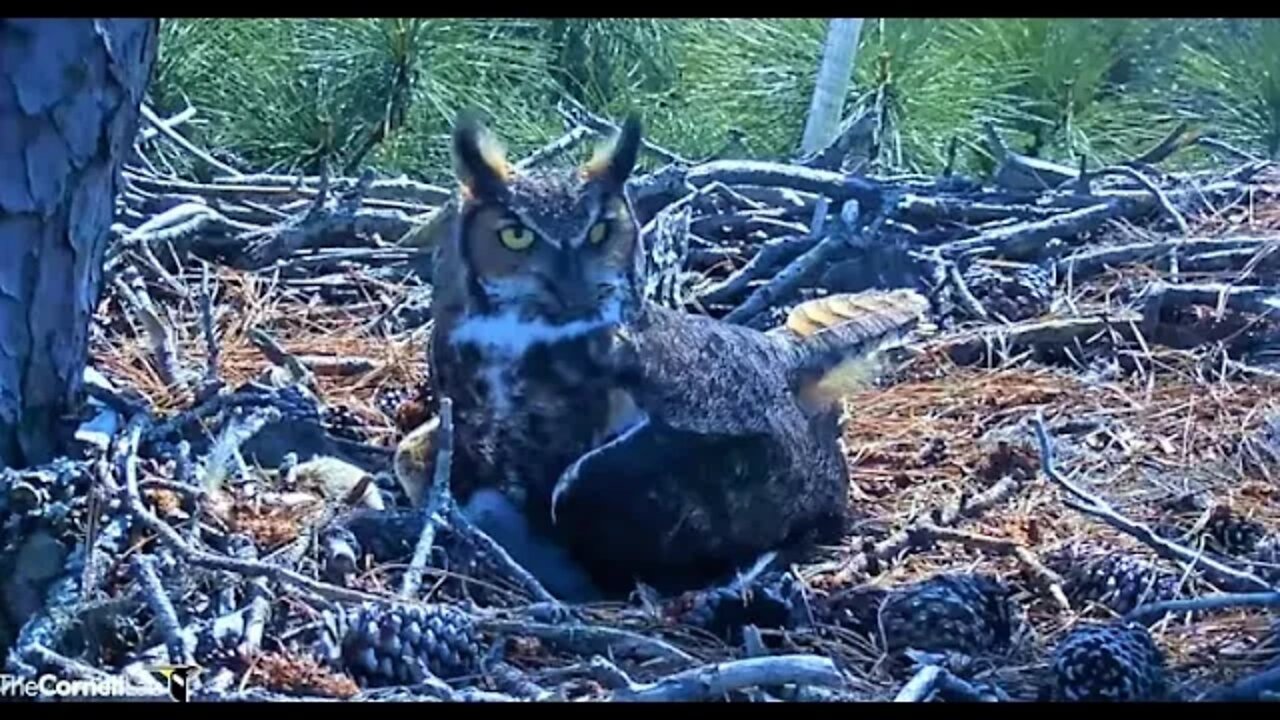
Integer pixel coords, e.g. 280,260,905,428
552,412,771,524
551,414,662,527
549,412,771,589
613,307,798,438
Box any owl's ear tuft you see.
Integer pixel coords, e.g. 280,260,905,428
583,113,642,192
452,110,512,201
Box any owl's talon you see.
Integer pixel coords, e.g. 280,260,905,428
549,470,576,526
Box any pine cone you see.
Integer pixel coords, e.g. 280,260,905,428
1157,503,1268,558
334,602,482,686
1244,535,1280,584
1051,621,1167,701
961,262,1052,322
323,404,368,443
822,573,1017,656
1047,544,1181,615
671,571,807,643
1203,508,1267,556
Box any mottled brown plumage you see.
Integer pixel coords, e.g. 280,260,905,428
396,112,929,596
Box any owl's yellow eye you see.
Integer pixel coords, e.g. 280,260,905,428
588,221,609,245
498,225,535,251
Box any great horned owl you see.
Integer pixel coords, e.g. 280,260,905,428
396,112,929,597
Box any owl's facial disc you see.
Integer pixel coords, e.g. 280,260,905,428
461,197,634,326
447,113,645,351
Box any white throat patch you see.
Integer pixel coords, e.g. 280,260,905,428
448,305,620,357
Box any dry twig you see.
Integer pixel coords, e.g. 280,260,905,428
1031,413,1276,593
402,398,454,599
608,655,846,702
908,523,1069,611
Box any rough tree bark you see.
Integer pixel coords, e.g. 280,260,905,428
0,19,159,469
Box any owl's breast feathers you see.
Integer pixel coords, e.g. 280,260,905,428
430,319,619,520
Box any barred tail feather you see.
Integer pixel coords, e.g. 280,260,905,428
773,289,930,406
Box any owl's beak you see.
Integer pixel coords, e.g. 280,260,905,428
539,259,601,322
544,282,598,321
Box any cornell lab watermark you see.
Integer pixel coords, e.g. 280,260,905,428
0,673,134,700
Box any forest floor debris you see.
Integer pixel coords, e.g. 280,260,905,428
3,112,1280,702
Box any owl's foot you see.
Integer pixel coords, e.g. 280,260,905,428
550,414,652,525
393,415,440,508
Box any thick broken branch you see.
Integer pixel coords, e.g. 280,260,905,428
1142,282,1280,321
477,618,695,665
687,160,885,212
1126,591,1280,624
940,202,1121,260
608,655,846,702
926,312,1142,367
1056,236,1275,281
894,665,943,702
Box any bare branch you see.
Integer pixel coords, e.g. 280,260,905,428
131,553,192,666
119,422,387,603
1126,591,1280,624
609,655,846,702
1031,414,1276,593
140,103,243,177
402,398,454,599
894,664,943,702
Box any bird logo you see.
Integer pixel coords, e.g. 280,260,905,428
151,664,200,703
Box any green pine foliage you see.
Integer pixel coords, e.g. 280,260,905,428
1173,19,1280,160
147,18,1270,182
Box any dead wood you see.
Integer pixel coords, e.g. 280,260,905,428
1057,236,1277,281
607,655,846,701
13,105,1280,704
402,398,453,599
1032,414,1276,594
926,312,1142,366
940,202,1123,260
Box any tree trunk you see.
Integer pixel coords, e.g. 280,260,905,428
800,19,865,155
0,19,159,469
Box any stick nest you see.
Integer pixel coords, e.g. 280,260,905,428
5,117,1280,702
